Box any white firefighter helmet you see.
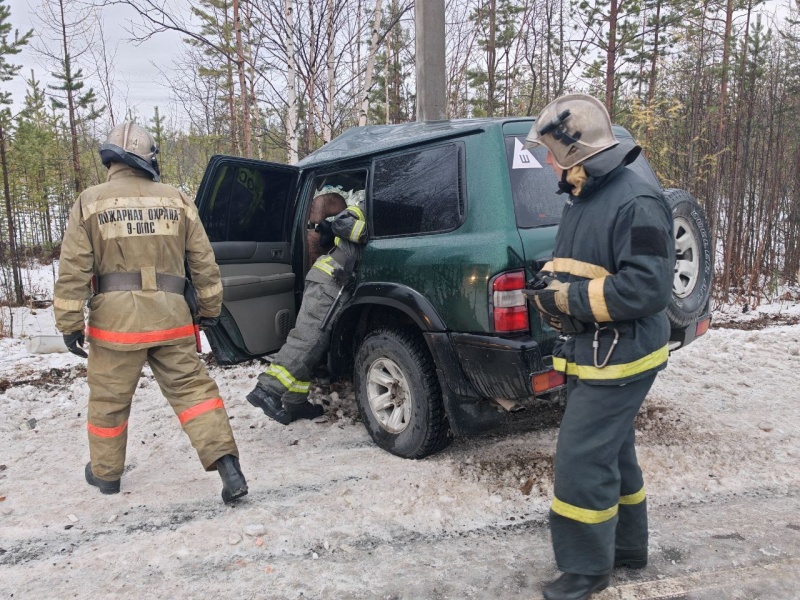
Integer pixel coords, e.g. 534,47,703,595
99,122,160,181
525,94,618,170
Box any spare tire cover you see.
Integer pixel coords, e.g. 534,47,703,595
663,188,713,329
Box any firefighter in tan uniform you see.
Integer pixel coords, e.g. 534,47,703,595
54,122,248,504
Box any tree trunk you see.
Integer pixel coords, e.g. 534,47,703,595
233,0,251,157
605,0,618,118
0,121,24,306
645,0,662,146
323,0,335,143
487,0,496,116
58,0,82,194
286,0,299,163
223,5,239,156
359,0,383,126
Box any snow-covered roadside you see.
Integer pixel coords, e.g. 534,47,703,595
1,263,799,598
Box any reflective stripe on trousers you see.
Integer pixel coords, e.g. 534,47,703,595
87,341,238,480
549,373,656,575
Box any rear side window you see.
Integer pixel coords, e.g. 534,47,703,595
371,143,464,237
202,164,293,242
505,136,563,229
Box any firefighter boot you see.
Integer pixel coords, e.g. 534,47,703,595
216,454,248,504
542,573,610,600
85,462,120,495
246,383,292,425
285,401,324,422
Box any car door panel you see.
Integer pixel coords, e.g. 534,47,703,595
195,156,300,364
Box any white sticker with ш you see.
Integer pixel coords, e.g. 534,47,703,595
512,138,543,169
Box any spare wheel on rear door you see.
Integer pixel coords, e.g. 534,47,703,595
664,188,713,329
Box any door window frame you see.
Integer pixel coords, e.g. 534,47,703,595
195,155,300,244
367,141,467,240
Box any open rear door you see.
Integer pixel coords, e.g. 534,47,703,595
195,155,300,364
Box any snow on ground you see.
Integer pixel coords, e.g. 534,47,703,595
1,265,799,598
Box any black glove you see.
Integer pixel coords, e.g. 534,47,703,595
541,313,563,332
198,316,219,329
64,330,88,358
315,220,334,246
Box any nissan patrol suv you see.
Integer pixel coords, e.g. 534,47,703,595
196,118,712,459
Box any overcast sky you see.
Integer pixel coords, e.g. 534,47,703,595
3,0,794,135
6,0,181,126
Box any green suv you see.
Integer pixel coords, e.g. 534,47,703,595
195,118,712,459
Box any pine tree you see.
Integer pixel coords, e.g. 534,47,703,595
39,0,103,195
0,0,32,305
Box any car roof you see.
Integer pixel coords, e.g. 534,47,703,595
296,118,518,168
296,118,634,168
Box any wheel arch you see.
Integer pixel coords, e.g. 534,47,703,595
328,282,447,378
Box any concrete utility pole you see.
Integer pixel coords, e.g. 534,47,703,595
415,0,446,121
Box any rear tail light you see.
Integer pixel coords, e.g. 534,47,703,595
695,317,711,337
532,370,566,394
491,270,529,332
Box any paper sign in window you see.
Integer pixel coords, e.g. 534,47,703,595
512,139,542,169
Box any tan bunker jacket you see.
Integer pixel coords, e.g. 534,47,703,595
55,164,223,351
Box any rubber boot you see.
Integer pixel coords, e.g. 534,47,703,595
85,462,120,495
246,384,292,425
285,401,324,422
216,455,248,504
615,548,648,569
542,573,610,600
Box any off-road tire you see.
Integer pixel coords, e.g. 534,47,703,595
354,327,451,459
664,189,713,329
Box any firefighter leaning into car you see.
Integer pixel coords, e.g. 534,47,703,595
54,122,248,504
522,95,675,600
246,189,367,425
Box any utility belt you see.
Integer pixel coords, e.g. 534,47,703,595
92,271,186,295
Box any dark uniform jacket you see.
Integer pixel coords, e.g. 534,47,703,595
547,142,675,385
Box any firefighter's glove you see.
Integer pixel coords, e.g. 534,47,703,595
198,316,219,330
315,220,335,247
64,330,88,358
523,280,571,317
541,313,563,332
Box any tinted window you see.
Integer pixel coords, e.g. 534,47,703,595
505,136,563,229
202,164,293,242
371,144,463,237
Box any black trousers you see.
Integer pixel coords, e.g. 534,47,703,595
549,372,656,575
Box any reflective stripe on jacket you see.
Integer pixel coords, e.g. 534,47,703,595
54,164,223,351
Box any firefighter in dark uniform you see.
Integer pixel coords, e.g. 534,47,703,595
54,122,248,504
523,95,674,600
246,195,367,424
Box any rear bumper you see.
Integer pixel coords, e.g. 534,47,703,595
450,332,551,399
424,331,558,437
669,312,712,350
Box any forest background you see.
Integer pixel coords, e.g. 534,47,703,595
0,0,798,319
